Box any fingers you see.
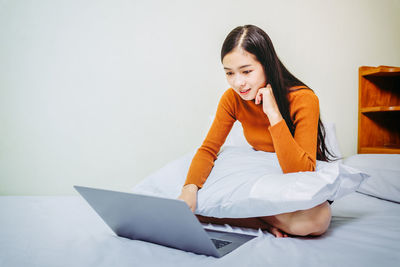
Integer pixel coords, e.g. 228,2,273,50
177,192,197,213
190,203,196,213
187,201,195,212
255,90,261,104
255,84,272,105
184,200,196,213
255,88,264,105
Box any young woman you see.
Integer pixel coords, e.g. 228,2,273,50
178,25,335,238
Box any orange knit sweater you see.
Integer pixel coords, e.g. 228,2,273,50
184,87,320,188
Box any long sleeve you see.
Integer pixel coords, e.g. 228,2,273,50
184,90,237,188
268,91,319,173
184,87,320,188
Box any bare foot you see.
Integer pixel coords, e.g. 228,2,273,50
268,226,289,238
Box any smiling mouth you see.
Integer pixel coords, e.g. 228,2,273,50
240,89,251,94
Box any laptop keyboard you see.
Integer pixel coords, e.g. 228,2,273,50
211,238,232,249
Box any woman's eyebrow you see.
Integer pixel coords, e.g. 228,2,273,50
224,64,252,70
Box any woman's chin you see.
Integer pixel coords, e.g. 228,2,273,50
240,94,255,101
234,90,255,101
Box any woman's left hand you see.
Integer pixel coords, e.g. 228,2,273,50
255,84,283,126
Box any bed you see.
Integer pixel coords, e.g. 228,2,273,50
0,191,399,266
1,153,399,267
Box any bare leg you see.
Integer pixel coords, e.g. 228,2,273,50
196,215,269,229
196,201,331,237
259,201,331,236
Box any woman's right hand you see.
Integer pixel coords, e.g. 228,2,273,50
178,184,198,212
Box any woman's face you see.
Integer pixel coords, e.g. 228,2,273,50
222,47,267,101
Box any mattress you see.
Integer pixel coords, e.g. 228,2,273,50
0,191,399,267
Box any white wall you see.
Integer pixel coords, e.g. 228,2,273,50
1,0,399,195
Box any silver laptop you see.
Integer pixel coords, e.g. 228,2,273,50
74,185,256,258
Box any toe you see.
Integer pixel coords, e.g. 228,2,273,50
270,227,283,238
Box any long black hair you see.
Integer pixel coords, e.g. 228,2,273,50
221,25,336,162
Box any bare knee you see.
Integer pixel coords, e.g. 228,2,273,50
289,202,332,237
306,211,331,236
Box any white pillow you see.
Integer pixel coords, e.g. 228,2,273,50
222,120,252,148
324,122,342,160
344,154,400,203
133,147,368,218
202,116,252,149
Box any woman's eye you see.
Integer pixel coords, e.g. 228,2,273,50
243,70,252,74
226,72,233,76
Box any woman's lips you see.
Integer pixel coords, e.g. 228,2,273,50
240,89,251,95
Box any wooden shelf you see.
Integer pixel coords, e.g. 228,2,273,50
360,65,400,77
361,106,400,113
358,65,400,154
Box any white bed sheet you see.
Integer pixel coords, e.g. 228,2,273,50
0,192,399,267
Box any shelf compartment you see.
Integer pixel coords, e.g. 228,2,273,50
358,111,400,153
359,75,400,108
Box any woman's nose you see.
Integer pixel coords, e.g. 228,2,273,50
233,75,245,88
